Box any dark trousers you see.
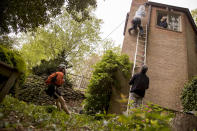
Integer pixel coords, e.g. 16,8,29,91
45,84,61,99
128,18,144,35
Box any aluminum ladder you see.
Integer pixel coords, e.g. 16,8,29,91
127,24,148,114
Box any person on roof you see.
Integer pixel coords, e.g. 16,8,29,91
45,64,70,114
129,65,149,108
128,5,146,36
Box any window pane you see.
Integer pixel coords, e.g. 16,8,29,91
168,14,180,31
156,11,181,31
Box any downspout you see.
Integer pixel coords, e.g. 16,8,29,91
147,4,152,36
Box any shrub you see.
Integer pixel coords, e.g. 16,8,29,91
181,76,197,112
0,45,27,94
84,50,132,114
0,45,26,73
32,51,72,76
32,59,62,75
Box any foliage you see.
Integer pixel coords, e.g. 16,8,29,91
84,50,132,114
101,40,122,55
0,35,15,49
20,8,101,69
0,45,26,73
0,45,26,96
0,96,173,130
71,39,121,80
32,51,71,75
99,103,174,131
66,0,97,22
73,53,101,79
181,76,197,112
191,9,197,25
0,0,98,34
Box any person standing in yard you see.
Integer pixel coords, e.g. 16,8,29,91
45,64,70,114
129,65,149,108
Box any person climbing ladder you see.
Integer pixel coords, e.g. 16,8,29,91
45,64,70,114
128,5,146,36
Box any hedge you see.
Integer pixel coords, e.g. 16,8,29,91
181,76,197,112
83,50,132,114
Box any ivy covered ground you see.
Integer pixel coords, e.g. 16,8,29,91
0,96,174,131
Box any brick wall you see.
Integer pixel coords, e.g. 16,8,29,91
121,0,148,62
121,2,197,111
143,7,189,111
185,16,197,79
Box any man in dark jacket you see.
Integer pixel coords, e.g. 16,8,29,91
129,65,149,108
159,16,168,28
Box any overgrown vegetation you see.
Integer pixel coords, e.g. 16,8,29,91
181,76,197,112
0,96,174,130
0,45,26,73
0,45,26,92
83,50,132,114
32,51,72,75
0,35,16,49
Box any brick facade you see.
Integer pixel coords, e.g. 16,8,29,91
121,0,197,111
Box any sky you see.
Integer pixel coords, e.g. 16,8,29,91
94,0,197,47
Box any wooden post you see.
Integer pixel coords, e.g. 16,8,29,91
14,78,20,98
0,72,19,102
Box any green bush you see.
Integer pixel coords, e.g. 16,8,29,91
32,51,72,76
0,45,26,94
0,45,26,73
0,45,13,66
181,76,197,112
84,50,132,114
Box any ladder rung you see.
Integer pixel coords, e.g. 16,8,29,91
140,33,147,35
137,54,145,58
138,44,145,46
137,49,145,52
138,40,145,43
139,36,146,38
136,60,144,63
135,65,141,68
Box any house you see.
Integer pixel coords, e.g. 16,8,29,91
122,0,197,111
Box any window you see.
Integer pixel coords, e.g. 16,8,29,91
157,11,181,32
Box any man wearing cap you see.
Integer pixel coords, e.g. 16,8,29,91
129,65,149,108
45,64,70,114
